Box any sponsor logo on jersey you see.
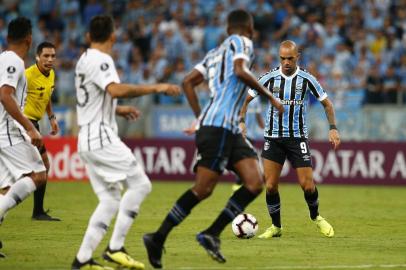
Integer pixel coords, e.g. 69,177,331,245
100,63,109,71
280,99,304,105
7,66,16,73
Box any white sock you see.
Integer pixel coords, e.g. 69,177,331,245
0,176,36,218
109,180,151,250
76,199,119,262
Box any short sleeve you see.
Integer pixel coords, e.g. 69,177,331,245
307,74,327,101
0,56,23,89
92,55,120,91
194,54,209,80
231,35,253,62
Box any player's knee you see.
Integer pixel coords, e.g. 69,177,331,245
192,185,213,200
244,179,263,194
31,171,47,187
265,180,278,193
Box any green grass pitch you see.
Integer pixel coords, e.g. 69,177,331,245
1,181,406,270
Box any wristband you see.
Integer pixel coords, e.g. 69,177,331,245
49,114,56,121
329,124,337,130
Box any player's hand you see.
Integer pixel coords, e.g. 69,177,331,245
50,118,59,135
156,84,181,96
239,121,247,138
183,119,198,135
116,105,141,121
271,97,284,114
329,129,340,150
27,128,43,148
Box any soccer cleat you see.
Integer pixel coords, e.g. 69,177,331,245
314,215,334,237
102,246,144,269
71,257,113,270
196,232,226,263
0,240,5,258
231,184,242,192
143,233,164,269
32,211,61,221
258,224,282,239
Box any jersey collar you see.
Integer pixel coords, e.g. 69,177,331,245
279,66,299,80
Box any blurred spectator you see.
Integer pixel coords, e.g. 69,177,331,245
364,65,383,104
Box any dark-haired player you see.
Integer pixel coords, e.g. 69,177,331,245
143,9,283,269
0,17,47,257
24,41,60,221
240,40,340,239
71,15,180,270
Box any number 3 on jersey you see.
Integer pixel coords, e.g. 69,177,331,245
76,73,89,107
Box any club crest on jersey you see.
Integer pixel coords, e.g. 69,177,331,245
264,141,270,151
7,66,16,73
100,63,109,71
272,86,280,95
295,84,303,94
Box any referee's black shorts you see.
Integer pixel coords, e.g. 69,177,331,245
30,119,47,155
261,138,312,168
194,126,257,174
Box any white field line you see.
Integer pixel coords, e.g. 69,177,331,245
177,264,406,270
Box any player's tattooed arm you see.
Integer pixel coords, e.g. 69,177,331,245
320,98,340,150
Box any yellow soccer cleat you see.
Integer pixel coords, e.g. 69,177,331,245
314,215,334,237
71,258,113,270
258,224,282,239
103,247,145,270
231,184,242,192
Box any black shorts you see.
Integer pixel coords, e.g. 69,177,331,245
261,138,312,168
195,126,257,174
30,119,46,155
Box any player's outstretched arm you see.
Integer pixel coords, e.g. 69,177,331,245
182,69,205,118
0,85,42,147
320,98,340,150
234,59,284,114
116,105,141,121
106,83,180,98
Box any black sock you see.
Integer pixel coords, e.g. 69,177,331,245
33,182,46,215
204,186,259,237
154,189,200,245
304,187,319,220
266,191,281,228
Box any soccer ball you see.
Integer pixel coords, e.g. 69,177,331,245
231,213,258,239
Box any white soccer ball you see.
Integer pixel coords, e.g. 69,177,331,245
231,213,258,239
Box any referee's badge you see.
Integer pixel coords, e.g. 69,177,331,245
264,141,270,151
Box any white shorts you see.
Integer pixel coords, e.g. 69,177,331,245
79,141,150,194
0,141,46,188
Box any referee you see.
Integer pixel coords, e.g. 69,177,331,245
24,42,60,221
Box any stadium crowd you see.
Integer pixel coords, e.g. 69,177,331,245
1,0,406,108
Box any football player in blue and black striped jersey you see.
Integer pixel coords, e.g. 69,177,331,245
143,10,283,268
241,40,340,239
